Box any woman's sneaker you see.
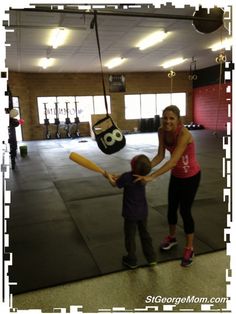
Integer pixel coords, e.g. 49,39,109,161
160,235,177,250
181,248,194,267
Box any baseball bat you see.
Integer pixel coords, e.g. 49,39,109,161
69,152,105,175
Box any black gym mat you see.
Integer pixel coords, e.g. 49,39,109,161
7,184,102,294
153,198,227,250
9,219,101,294
6,132,227,294
64,193,215,273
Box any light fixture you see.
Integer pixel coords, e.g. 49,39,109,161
161,57,187,69
136,31,168,50
105,57,127,69
39,58,54,69
210,37,232,51
50,28,68,49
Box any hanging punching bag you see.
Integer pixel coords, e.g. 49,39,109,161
193,7,224,34
91,11,126,155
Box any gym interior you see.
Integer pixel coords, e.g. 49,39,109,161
1,2,233,313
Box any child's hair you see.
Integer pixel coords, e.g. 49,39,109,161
130,154,151,176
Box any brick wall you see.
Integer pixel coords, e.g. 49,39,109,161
193,83,231,131
8,71,192,140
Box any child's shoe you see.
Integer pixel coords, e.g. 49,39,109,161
148,261,157,267
181,247,194,267
122,256,138,269
160,235,177,250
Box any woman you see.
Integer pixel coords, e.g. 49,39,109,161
135,105,201,267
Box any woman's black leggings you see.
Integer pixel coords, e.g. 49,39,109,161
167,171,201,234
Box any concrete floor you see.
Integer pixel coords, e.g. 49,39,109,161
6,130,232,312
12,250,230,313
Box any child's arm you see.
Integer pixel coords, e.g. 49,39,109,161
103,171,119,187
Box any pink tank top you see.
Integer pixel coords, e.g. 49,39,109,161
164,125,201,178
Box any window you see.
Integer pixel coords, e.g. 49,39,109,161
37,97,57,124
125,92,186,119
156,93,186,116
156,93,171,116
93,96,111,114
57,96,75,122
37,95,111,124
75,96,93,122
171,93,186,116
140,94,156,118
125,95,141,119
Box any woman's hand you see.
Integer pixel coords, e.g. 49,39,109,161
134,174,154,184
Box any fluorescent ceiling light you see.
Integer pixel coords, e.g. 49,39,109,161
137,31,168,50
50,28,68,49
210,38,233,51
161,57,187,69
105,57,127,69
39,58,54,69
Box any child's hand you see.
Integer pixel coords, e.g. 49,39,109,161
103,171,117,187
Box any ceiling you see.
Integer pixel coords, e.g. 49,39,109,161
5,4,232,73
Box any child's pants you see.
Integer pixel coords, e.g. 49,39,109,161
124,218,156,263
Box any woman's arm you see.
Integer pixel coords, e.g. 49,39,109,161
151,128,165,168
135,128,191,183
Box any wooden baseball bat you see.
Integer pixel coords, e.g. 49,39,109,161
69,152,105,175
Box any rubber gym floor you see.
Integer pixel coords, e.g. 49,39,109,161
7,130,230,312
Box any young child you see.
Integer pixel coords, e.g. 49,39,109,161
104,154,157,269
